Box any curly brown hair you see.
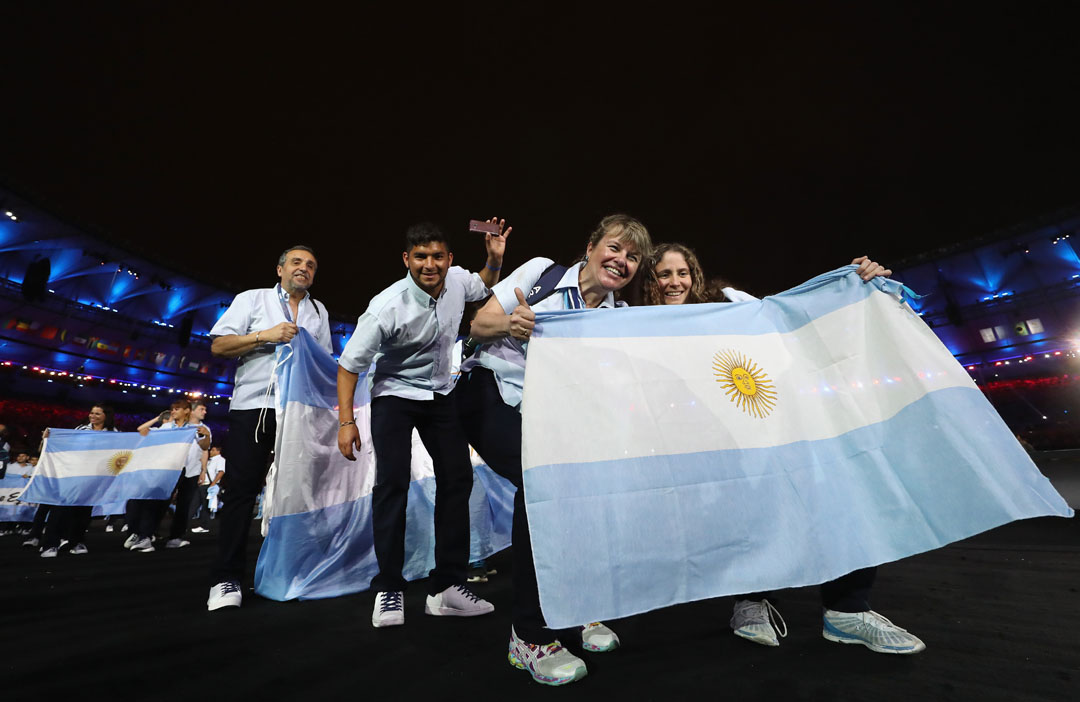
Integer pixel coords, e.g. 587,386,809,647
644,243,709,306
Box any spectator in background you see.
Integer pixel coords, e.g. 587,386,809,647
9,451,32,478
40,404,119,557
191,445,225,533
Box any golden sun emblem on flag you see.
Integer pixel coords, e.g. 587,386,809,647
106,450,134,475
713,349,778,418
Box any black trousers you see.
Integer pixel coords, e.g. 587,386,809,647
127,498,168,539
42,505,93,548
169,475,199,539
210,409,274,586
191,484,211,527
28,504,51,538
741,567,879,612
369,392,472,594
456,369,548,642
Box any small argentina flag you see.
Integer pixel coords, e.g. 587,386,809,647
22,427,196,506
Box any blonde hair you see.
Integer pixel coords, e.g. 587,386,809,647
586,214,653,261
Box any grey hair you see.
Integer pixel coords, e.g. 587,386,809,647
278,245,317,267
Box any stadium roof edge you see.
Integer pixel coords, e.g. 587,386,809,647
891,204,1080,269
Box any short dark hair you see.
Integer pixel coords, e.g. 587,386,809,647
278,245,317,267
404,222,449,252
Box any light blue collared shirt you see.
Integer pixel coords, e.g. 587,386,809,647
462,259,616,409
339,267,490,400
210,284,332,411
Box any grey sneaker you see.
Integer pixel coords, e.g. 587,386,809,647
424,584,494,617
130,537,155,552
40,546,59,558
165,538,190,549
822,609,926,654
123,534,138,549
70,543,89,555
731,598,787,647
372,591,405,628
22,537,40,548
207,581,242,611
580,622,620,652
508,627,587,686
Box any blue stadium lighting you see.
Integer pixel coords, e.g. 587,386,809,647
0,357,231,400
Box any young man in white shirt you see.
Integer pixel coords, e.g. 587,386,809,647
336,220,507,628
165,399,211,548
192,445,225,533
206,245,333,610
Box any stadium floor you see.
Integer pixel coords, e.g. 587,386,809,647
4,457,1077,701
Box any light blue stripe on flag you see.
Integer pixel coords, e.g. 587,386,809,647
24,472,181,505
521,267,1073,628
21,427,195,506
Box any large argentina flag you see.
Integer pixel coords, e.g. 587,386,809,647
255,329,515,601
21,428,196,506
521,266,1074,629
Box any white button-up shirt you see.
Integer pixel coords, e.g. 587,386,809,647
204,454,225,485
159,421,210,478
462,258,615,409
210,284,332,410
338,267,489,400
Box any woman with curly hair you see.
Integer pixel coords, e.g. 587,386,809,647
643,245,925,655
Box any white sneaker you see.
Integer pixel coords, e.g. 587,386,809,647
40,546,59,558
207,581,242,611
424,584,494,617
731,599,787,647
191,527,209,534
130,537,155,552
823,609,926,654
165,538,190,549
105,525,114,533
372,591,405,628
70,543,89,555
581,622,621,652
121,524,129,532
508,627,587,686
22,537,39,548
123,534,138,549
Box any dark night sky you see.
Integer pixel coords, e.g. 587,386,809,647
3,3,1080,315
